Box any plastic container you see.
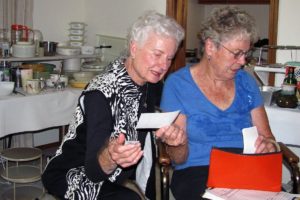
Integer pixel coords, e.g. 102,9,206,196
69,22,86,30
69,41,84,47
69,29,85,35
69,35,85,41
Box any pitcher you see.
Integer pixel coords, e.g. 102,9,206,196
11,24,34,45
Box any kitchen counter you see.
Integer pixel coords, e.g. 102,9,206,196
0,87,82,138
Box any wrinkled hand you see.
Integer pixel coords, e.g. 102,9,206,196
255,135,277,153
155,124,187,146
107,133,143,168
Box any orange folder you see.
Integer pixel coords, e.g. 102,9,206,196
207,148,282,192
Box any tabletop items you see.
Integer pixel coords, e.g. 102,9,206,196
275,66,299,108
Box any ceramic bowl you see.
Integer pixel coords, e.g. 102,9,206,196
73,71,94,82
0,81,15,96
56,46,81,56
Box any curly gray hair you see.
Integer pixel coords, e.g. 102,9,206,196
125,10,185,56
198,6,258,57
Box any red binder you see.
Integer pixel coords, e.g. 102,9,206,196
207,148,282,192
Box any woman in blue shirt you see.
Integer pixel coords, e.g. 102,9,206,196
160,6,277,200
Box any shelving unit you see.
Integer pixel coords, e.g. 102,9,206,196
254,45,300,86
0,54,99,62
0,147,43,200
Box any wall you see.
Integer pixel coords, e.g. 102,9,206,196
85,0,166,45
276,0,300,64
186,1,269,50
33,0,85,44
33,0,166,46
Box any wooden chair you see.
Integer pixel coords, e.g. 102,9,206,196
157,140,300,200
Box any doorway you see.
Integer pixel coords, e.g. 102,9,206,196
166,0,279,84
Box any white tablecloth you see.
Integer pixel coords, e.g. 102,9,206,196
265,105,300,145
0,88,82,138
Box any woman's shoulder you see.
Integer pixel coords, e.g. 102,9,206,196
237,69,257,83
166,65,191,81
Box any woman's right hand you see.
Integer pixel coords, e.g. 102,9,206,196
108,133,143,167
99,133,143,174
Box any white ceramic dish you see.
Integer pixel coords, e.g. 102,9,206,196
73,71,94,82
0,81,15,96
63,58,81,71
56,46,81,56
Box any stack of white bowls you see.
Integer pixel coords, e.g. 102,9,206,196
69,22,86,47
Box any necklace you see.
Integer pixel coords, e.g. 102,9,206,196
143,83,148,109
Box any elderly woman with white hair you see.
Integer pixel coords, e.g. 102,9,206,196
42,10,187,200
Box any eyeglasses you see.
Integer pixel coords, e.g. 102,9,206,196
218,42,251,60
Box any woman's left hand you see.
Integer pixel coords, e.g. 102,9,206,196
255,135,277,153
155,124,187,147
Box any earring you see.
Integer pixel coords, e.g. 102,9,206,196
207,55,211,61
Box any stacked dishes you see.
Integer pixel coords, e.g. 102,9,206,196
56,45,82,73
69,22,86,47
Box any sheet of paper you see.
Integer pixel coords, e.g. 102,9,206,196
242,126,259,154
135,110,180,129
202,188,300,200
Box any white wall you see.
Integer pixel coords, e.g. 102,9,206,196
276,0,300,64
33,0,85,44
33,0,166,46
186,2,269,50
85,0,166,45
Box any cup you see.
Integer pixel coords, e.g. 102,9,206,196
59,75,68,87
21,68,33,91
26,79,42,94
50,73,59,83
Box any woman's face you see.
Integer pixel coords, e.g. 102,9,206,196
210,38,250,81
129,32,177,85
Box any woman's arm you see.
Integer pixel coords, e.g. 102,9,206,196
155,114,188,164
251,106,277,153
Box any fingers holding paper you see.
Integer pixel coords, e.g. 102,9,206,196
103,133,143,171
156,124,187,146
255,135,277,153
155,114,188,164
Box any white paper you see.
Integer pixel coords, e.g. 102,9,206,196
135,110,180,129
202,188,300,200
242,126,259,154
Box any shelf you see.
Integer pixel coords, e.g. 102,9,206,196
0,165,41,183
0,147,42,162
0,54,99,62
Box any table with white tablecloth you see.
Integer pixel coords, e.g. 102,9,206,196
0,88,82,139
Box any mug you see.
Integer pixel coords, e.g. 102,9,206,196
26,79,43,94
21,68,33,91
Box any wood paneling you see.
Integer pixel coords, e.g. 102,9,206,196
198,0,269,4
166,0,187,76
